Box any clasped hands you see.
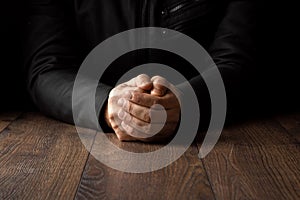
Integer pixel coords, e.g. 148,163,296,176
105,74,181,142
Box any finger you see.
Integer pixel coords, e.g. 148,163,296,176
151,76,169,96
121,121,155,139
130,91,179,109
126,103,180,124
121,117,165,135
121,121,178,141
121,90,132,99
119,111,165,140
120,104,178,125
108,107,136,141
125,74,152,90
119,109,163,125
121,100,150,123
109,86,134,99
114,127,137,141
135,74,152,90
122,100,168,123
108,109,122,130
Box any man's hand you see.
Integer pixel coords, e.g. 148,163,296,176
118,76,181,142
105,74,153,141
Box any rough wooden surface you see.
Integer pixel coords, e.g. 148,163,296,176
198,119,300,200
0,112,21,132
0,113,91,200
76,134,214,200
276,113,300,142
1,112,300,200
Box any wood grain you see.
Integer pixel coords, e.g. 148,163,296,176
76,133,214,200
198,119,300,200
0,113,95,200
2,112,300,200
275,113,300,142
0,112,21,132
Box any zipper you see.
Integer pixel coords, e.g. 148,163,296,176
162,0,202,16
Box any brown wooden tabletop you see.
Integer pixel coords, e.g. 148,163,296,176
0,112,299,200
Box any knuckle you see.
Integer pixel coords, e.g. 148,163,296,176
128,102,133,113
108,114,114,121
115,130,126,140
138,74,148,79
153,98,162,105
152,75,162,80
109,88,118,97
124,113,131,122
132,94,141,104
134,118,146,127
116,133,125,141
143,113,151,122
152,99,158,105
136,120,145,127
112,124,118,129
154,76,166,84
109,96,118,103
110,120,118,129
110,88,116,94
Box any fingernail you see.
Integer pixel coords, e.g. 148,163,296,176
117,98,125,107
118,110,125,120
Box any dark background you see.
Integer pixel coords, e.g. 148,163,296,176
0,1,298,116
0,1,32,111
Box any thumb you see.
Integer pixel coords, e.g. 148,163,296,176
135,74,152,91
151,76,169,97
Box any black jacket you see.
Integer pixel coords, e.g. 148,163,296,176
24,0,258,130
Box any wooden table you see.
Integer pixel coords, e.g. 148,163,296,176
0,112,299,199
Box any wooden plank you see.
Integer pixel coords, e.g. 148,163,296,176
76,133,215,200
0,113,95,200
275,113,300,142
198,119,300,200
0,112,21,132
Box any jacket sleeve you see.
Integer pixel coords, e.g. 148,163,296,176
23,0,112,130
209,0,257,100
179,0,258,119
